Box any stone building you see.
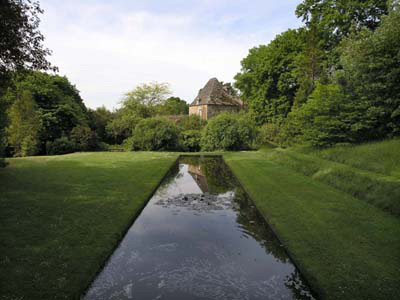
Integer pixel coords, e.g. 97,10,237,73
189,78,244,120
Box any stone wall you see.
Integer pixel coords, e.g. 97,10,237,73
189,105,208,120
189,104,241,120
207,105,240,119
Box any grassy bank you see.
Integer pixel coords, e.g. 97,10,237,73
262,142,400,216
0,152,178,300
224,151,400,300
305,138,400,178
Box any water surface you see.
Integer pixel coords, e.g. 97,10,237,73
84,156,315,300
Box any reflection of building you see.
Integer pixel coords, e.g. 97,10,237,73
188,164,209,193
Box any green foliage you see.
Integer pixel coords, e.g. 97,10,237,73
124,82,171,106
69,125,98,151
177,114,207,131
88,106,113,143
179,130,201,152
7,90,42,156
3,71,89,154
296,0,389,49
200,113,258,151
157,97,188,115
45,137,75,155
0,0,56,77
129,117,179,151
290,83,352,147
234,29,306,124
339,6,400,138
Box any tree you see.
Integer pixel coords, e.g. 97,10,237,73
88,106,113,143
338,5,400,139
123,82,171,106
0,0,55,162
0,0,56,77
128,117,179,151
200,113,258,151
157,97,188,115
234,29,306,124
7,90,42,156
70,125,97,151
296,0,389,50
4,71,89,153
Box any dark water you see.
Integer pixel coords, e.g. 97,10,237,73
83,156,315,300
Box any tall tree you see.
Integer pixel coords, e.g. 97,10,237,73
157,97,188,115
4,71,89,153
0,0,56,76
234,29,306,124
7,90,42,156
296,0,389,50
123,82,171,106
0,0,55,161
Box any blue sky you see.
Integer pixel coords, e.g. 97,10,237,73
39,0,302,109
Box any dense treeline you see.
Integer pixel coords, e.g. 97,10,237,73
1,0,399,159
235,0,400,147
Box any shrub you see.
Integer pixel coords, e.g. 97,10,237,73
179,130,201,152
20,135,40,157
129,117,179,151
200,113,258,151
70,126,98,151
177,115,207,131
290,83,352,147
46,137,75,155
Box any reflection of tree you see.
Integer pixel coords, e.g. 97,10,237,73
284,270,315,300
180,156,235,194
202,157,236,194
234,188,290,263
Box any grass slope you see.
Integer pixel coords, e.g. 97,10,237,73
262,144,400,216
0,152,178,300
224,152,400,300
306,138,400,178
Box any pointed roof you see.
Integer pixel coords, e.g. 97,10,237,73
190,78,243,106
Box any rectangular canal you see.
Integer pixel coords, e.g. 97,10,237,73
83,156,315,300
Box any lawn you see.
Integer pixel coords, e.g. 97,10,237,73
0,152,178,300
1,150,399,300
223,151,400,300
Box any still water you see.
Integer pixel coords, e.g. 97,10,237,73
83,156,315,300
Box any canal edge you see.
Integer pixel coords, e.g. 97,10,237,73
221,155,322,300
78,155,180,300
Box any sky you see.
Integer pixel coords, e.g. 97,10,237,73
39,0,303,109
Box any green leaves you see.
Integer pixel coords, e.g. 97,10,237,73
235,29,306,124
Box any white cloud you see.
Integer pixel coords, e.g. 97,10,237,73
39,1,301,109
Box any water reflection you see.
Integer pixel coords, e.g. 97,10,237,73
83,156,315,300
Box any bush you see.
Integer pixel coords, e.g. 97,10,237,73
129,117,179,151
20,135,40,157
179,130,201,152
177,115,207,131
200,113,258,151
46,137,76,155
70,126,98,151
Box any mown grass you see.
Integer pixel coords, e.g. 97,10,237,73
0,152,178,300
224,151,400,300
302,138,400,178
261,144,400,216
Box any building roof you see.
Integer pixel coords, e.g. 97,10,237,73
190,78,243,107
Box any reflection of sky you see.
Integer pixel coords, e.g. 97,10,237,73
155,164,203,197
